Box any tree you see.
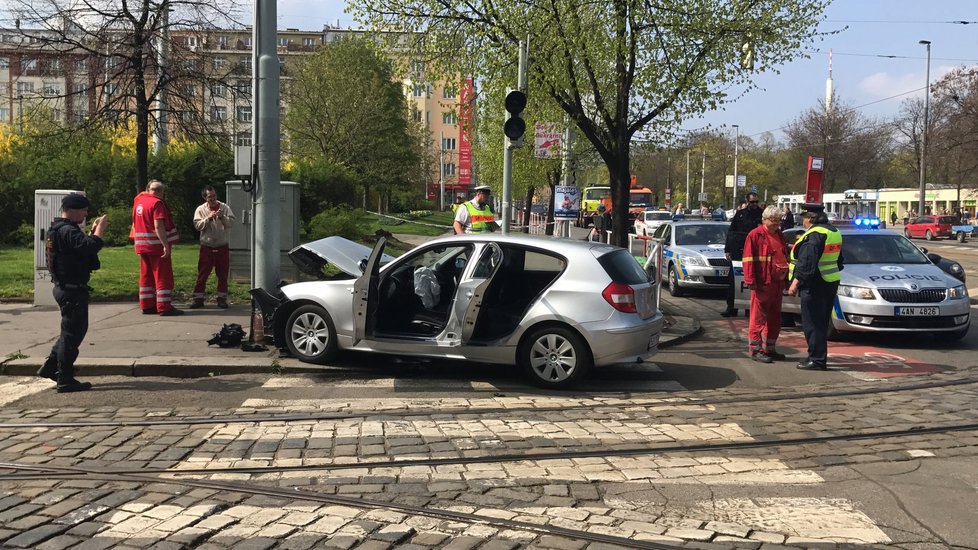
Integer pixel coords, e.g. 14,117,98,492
929,67,978,202
4,0,240,193
785,95,891,193
283,36,426,212
351,0,829,246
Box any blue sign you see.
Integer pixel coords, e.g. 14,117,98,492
751,185,757,193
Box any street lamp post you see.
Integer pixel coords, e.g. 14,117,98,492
732,124,739,209
685,149,690,210
918,40,931,217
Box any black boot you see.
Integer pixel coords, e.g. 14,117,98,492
56,370,92,393
720,308,738,317
37,358,59,381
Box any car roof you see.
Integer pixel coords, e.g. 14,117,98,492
423,233,617,256
666,220,728,226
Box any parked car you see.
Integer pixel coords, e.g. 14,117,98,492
648,221,730,297
253,235,665,388
733,227,970,341
904,215,957,240
634,210,673,236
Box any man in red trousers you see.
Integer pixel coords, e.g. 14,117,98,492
742,205,790,363
132,180,183,316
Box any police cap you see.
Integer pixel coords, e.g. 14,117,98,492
799,203,824,214
474,185,492,194
597,204,606,211
62,193,90,210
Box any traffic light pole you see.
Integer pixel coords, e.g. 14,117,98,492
501,38,528,236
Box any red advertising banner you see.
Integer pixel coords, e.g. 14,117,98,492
458,77,474,186
804,156,824,204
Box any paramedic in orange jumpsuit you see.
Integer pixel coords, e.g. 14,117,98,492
742,205,790,363
132,180,183,316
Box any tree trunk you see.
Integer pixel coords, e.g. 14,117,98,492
522,186,534,234
608,146,631,248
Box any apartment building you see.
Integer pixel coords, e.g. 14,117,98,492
0,24,471,201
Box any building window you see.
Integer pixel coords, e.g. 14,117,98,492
213,56,226,70
236,80,251,97
236,105,252,122
71,83,88,95
443,163,456,177
413,83,425,97
184,36,199,47
442,111,458,125
47,58,62,75
243,37,253,47
411,60,424,75
443,87,457,99
16,81,34,95
303,37,316,46
210,83,225,98
182,111,194,123
183,83,196,97
0,57,8,69
278,37,289,47
71,108,88,123
23,58,38,71
216,35,229,48
211,105,226,121
442,137,456,150
42,82,60,96
103,83,118,97
239,57,252,72
0,107,9,121
413,109,421,123
236,132,251,146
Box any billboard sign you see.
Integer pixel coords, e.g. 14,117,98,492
553,185,580,220
534,122,562,159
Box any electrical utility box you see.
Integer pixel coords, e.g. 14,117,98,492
34,189,83,306
225,180,301,284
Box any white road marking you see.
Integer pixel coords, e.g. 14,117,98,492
906,449,935,458
0,377,52,406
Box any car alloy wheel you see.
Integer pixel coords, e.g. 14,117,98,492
904,228,911,239
926,230,935,241
519,326,592,388
285,304,337,364
668,264,686,297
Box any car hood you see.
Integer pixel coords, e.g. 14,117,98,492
674,243,726,257
842,263,958,289
289,236,395,279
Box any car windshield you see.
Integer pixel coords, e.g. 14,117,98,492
674,224,728,245
647,212,671,221
842,234,931,265
629,192,652,207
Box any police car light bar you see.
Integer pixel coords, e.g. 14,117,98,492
853,217,880,228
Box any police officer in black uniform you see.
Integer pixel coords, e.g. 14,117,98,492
38,193,106,393
787,203,843,371
722,192,763,317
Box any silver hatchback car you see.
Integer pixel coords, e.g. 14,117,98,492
253,234,665,388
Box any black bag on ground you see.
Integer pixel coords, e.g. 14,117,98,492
208,323,246,348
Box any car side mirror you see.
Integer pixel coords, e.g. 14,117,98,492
358,259,368,273
918,247,928,255
926,252,942,264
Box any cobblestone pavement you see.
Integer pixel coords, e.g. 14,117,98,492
1,369,978,549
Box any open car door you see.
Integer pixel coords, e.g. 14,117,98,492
352,236,387,345
456,242,505,342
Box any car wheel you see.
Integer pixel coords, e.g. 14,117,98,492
519,326,592,388
925,230,935,241
285,304,338,364
958,231,967,243
904,228,912,239
668,264,686,297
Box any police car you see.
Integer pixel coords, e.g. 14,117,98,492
649,221,730,297
734,222,970,341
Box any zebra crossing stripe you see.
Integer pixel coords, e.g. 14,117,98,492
0,377,52,406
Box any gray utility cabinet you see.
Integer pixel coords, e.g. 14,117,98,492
225,180,301,284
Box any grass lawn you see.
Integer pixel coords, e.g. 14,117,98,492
0,211,456,302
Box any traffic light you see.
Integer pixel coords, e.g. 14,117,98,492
504,88,527,148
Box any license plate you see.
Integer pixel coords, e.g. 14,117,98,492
648,333,659,350
895,306,939,316
715,268,729,277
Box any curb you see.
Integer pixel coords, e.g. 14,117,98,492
658,316,702,349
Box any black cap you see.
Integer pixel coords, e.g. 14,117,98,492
62,193,90,210
800,203,824,214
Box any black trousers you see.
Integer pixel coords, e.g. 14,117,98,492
799,282,839,365
724,262,735,310
43,287,90,376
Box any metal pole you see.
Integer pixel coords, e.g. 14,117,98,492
501,38,528,236
439,131,445,211
152,1,169,154
732,125,739,208
918,40,931,217
700,150,706,195
254,0,280,291
685,149,690,209
561,113,575,238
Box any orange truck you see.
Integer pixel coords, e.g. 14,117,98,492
577,177,655,227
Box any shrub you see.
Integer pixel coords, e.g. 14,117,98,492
7,224,34,247
306,207,369,241
96,206,136,247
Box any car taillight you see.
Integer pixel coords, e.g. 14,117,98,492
602,282,637,313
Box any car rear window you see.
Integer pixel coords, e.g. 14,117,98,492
597,249,649,284
938,216,956,224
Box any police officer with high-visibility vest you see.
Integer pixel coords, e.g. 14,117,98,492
453,185,496,234
787,203,843,371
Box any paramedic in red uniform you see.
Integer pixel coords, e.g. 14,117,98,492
742,205,790,363
132,180,183,316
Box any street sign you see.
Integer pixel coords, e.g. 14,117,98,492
737,175,747,188
698,192,709,202
725,175,734,188
751,184,757,193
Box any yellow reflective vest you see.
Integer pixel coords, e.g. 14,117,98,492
789,225,842,282
463,201,494,233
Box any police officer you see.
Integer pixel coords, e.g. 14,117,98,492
453,185,496,234
38,193,106,392
722,192,763,317
787,203,843,371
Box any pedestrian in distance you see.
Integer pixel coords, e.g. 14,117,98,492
38,193,105,393
787,203,843,371
591,203,611,242
453,185,497,234
131,180,183,316
743,205,790,363
722,192,763,317
780,205,795,232
191,185,235,309
890,211,898,226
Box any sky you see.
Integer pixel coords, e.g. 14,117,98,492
276,0,978,142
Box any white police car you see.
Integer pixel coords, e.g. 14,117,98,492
649,221,730,297
734,223,970,341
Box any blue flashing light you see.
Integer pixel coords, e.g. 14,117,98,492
853,217,880,228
